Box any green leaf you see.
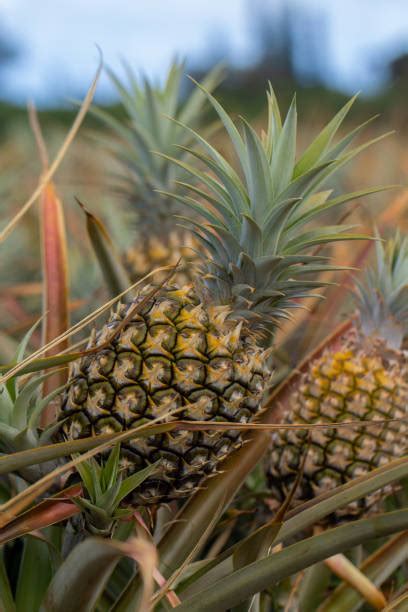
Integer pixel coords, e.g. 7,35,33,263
15,319,42,364
16,536,52,612
102,444,121,491
0,548,15,612
28,383,66,430
114,430,270,608
12,372,52,431
264,83,282,155
277,456,408,545
116,461,159,505
294,94,358,177
322,114,379,162
174,455,408,599
98,484,124,517
233,521,282,571
270,95,297,196
74,498,110,523
320,531,408,611
287,185,394,231
0,421,175,476
187,78,249,180
41,536,157,612
179,64,224,126
233,448,308,573
284,226,367,254
175,510,408,612
304,131,393,199
41,539,122,612
0,353,81,377
174,137,248,214
0,424,170,530
0,423,20,450
297,563,331,612
75,459,97,501
240,120,273,224
7,318,42,402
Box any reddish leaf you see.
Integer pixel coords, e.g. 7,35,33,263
40,181,70,424
0,484,82,546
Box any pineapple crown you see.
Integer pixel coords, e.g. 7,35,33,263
161,82,389,334
354,231,408,349
93,60,223,227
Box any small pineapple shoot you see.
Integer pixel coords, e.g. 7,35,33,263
72,444,158,536
0,324,64,482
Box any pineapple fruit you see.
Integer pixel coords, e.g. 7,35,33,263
96,60,223,283
61,85,382,506
267,233,408,521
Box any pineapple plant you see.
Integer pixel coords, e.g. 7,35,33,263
94,60,223,283
267,232,408,521
2,75,408,612
60,84,385,507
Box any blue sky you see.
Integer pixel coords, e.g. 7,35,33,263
0,0,408,106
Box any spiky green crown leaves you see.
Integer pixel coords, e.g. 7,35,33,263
74,445,158,534
355,232,408,348
161,83,390,333
93,60,223,226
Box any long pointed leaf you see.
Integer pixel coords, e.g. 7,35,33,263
294,94,358,177
0,485,81,547
0,548,15,612
40,182,69,425
42,536,157,612
175,510,408,612
78,199,131,299
320,531,408,611
16,536,53,612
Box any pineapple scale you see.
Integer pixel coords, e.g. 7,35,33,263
61,285,270,505
267,334,408,523
125,229,198,285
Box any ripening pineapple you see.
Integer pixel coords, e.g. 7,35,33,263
61,84,384,506
267,233,408,522
95,60,223,283
124,230,197,286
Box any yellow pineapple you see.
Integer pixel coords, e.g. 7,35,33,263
61,84,383,506
124,229,197,286
267,233,408,521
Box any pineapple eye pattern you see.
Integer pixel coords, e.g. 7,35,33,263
61,286,269,505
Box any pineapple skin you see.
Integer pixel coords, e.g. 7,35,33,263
267,331,408,522
61,285,270,505
124,229,198,285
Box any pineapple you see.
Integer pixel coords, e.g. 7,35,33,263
267,233,408,521
95,60,223,283
61,85,383,506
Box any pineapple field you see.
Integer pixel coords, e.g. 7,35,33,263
1,59,408,612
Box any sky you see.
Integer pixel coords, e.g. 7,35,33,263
0,0,407,106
